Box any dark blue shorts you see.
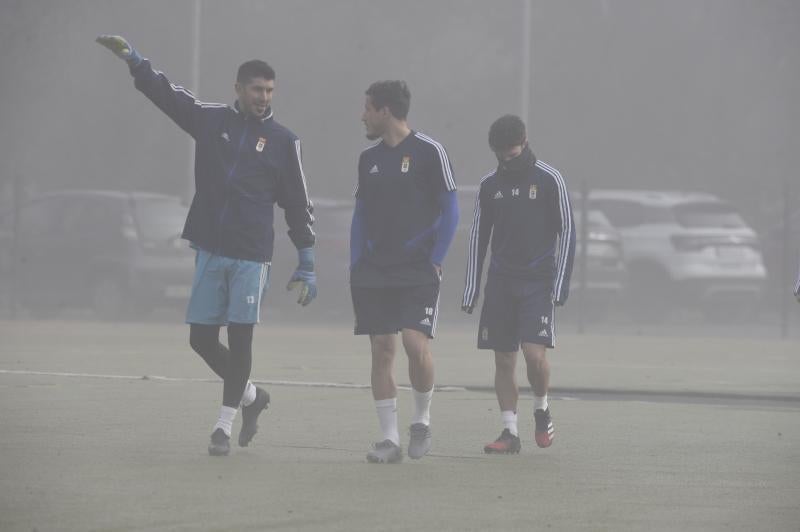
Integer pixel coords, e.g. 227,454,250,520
478,275,555,351
351,283,440,338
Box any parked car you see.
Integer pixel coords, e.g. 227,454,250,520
587,190,767,320
568,208,626,317
2,190,194,319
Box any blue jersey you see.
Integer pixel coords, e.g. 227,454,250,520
462,148,576,308
351,131,457,287
129,58,314,263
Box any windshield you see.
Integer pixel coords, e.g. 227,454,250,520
673,203,746,229
134,198,188,241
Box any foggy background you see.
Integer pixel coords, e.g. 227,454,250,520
0,0,798,334
2,4,800,529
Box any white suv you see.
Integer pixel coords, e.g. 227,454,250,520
588,190,767,320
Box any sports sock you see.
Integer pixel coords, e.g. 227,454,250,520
213,405,237,437
375,398,400,446
533,393,549,412
222,323,254,408
240,381,257,407
501,410,518,436
411,386,433,426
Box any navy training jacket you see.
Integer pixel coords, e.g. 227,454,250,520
462,148,576,308
129,58,314,263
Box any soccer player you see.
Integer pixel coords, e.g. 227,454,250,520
96,36,316,456
350,81,458,463
462,115,575,454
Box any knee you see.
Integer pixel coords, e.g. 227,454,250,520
189,324,218,356
495,352,516,374
371,336,395,368
189,329,209,355
522,345,547,367
401,330,428,362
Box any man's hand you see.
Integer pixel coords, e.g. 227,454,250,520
433,263,442,281
461,304,474,315
287,248,317,306
96,35,142,66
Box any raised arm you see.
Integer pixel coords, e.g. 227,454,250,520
96,35,221,138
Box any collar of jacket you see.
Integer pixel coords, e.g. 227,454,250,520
497,145,537,181
233,101,274,122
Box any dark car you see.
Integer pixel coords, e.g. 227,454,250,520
1,190,194,319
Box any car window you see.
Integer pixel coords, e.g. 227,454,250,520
673,202,746,228
133,197,188,242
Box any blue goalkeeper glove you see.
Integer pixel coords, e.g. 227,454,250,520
95,35,143,67
287,248,317,306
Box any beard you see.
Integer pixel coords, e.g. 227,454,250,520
365,132,380,140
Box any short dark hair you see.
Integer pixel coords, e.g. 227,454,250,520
488,114,527,151
237,60,275,84
365,80,411,120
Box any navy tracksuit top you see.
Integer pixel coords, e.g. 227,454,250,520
351,131,457,287
129,58,314,263
462,148,576,308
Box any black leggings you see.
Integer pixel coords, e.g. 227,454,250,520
189,323,254,408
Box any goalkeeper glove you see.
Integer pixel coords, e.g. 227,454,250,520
287,248,317,306
95,35,142,67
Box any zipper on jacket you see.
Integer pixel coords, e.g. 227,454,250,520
215,119,250,254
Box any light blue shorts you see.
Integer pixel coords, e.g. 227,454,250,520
185,248,271,325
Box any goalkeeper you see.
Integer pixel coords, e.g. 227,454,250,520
97,35,317,456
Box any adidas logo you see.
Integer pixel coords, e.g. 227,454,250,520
419,317,432,326
493,190,503,199
538,329,549,337
369,164,379,174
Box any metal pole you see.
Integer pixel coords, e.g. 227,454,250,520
186,0,202,203
521,0,532,126
779,176,790,338
577,180,589,334
9,174,22,319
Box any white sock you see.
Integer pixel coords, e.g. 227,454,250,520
501,410,518,436
240,381,257,407
411,387,434,426
213,406,237,437
533,394,549,412
375,398,400,446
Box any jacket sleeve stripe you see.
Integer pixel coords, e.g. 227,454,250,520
462,191,482,306
415,132,456,191
462,171,495,307
153,69,228,109
293,139,315,236
536,160,573,299
795,256,800,296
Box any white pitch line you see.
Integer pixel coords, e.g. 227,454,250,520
0,369,465,392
